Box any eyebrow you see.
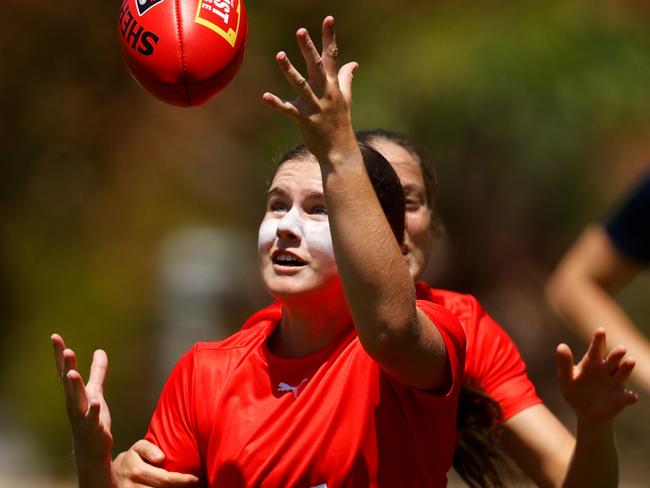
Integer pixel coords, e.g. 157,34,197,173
303,190,325,200
402,184,425,195
266,188,324,200
266,187,287,200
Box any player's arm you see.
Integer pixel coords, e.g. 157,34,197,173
546,225,650,391
501,330,638,488
262,17,457,391
51,334,117,488
501,404,574,488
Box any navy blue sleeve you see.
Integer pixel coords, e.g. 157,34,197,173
604,170,650,263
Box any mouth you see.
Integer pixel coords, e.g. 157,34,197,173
272,250,307,268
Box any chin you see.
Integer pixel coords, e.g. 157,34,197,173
264,274,344,305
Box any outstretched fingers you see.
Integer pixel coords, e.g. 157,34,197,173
66,368,90,418
338,61,358,105
618,387,639,408
321,16,339,75
261,91,300,118
556,343,575,386
612,356,636,385
296,28,326,89
88,349,109,390
51,333,67,378
586,327,607,361
62,347,81,399
275,51,319,107
603,345,627,376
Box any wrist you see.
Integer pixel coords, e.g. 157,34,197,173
305,129,359,166
575,416,615,446
74,451,116,488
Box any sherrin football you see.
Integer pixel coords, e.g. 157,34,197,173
118,0,247,107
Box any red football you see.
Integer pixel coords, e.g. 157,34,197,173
118,0,248,107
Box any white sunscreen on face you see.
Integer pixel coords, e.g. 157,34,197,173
258,207,335,265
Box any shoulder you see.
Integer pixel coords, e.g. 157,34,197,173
176,324,273,378
416,282,486,335
195,324,271,357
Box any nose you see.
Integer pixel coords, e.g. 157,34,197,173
276,207,303,242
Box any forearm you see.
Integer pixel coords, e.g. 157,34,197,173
502,405,574,488
321,147,416,340
546,225,650,390
549,277,650,390
74,449,116,488
320,148,449,388
562,420,618,488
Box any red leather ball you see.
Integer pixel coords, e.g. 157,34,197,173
118,0,248,107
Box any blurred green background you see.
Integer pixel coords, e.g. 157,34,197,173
1,0,649,485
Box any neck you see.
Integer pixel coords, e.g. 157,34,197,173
269,294,353,357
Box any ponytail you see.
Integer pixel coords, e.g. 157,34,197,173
453,385,519,487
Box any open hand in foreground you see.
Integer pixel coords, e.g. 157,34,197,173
51,333,113,461
261,16,359,160
557,328,638,424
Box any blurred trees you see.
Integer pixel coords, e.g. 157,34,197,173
1,0,648,481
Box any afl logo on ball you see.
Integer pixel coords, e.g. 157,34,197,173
136,0,165,16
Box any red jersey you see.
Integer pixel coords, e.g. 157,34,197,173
146,300,465,487
242,283,541,421
413,282,541,420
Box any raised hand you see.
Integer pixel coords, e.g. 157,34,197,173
51,333,114,482
556,328,639,424
113,439,199,488
262,16,359,161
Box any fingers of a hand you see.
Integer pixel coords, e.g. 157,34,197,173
88,349,109,389
129,460,199,487
296,28,325,86
51,334,66,377
132,439,165,464
587,328,607,361
603,345,626,376
63,348,79,377
620,389,639,408
338,61,358,104
321,16,339,75
275,52,318,106
261,92,300,118
612,357,636,384
556,343,575,383
86,399,101,426
66,369,89,415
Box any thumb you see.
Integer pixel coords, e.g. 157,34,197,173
133,439,165,464
338,61,358,104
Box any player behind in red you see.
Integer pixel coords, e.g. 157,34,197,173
53,16,468,487
357,129,639,487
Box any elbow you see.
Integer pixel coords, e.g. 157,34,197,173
358,313,420,361
545,271,566,312
545,265,580,314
